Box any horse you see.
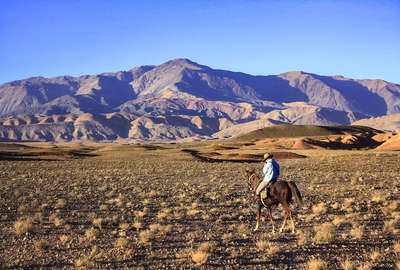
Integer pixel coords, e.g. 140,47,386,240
244,169,303,233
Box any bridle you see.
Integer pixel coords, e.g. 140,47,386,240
246,173,261,192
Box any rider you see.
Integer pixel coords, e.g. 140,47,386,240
256,153,280,199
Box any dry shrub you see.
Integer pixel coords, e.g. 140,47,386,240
135,210,146,218
388,200,399,211
149,223,162,232
312,202,327,215
383,219,397,234
14,217,35,235
393,241,400,253
55,199,66,209
369,249,380,262
75,246,100,268
17,204,30,214
350,225,364,240
191,250,209,266
198,241,217,253
357,263,372,270
139,229,154,244
159,224,173,236
175,248,191,261
297,231,309,246
221,232,234,243
34,212,44,224
256,240,269,251
187,209,200,216
119,223,130,231
133,221,142,230
343,198,355,210
237,223,249,238
339,258,355,270
313,223,335,243
60,235,69,245
34,239,51,252
53,217,65,227
93,218,104,229
332,216,346,227
371,192,386,203
85,227,99,241
307,258,327,270
115,238,131,249
267,243,279,256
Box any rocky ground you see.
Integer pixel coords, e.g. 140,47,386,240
0,143,399,269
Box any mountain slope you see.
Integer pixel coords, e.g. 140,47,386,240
1,58,400,142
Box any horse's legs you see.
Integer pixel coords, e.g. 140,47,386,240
280,202,293,233
289,209,295,233
254,205,261,231
266,206,275,233
279,209,289,233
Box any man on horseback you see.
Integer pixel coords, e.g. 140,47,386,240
255,153,280,200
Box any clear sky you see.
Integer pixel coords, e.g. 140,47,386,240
1,0,399,84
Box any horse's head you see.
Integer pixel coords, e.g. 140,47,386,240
244,168,258,187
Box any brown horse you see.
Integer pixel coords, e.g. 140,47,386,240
245,169,302,233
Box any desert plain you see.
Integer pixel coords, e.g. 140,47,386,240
0,131,399,269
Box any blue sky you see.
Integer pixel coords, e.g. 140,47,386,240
1,0,399,84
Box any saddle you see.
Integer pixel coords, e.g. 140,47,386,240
260,181,276,200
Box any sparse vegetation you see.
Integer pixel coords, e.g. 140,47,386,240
0,142,398,269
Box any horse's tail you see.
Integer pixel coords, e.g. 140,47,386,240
288,181,303,207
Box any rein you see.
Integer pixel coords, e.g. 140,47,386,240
247,172,268,207
247,173,262,191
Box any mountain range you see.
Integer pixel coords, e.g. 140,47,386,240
0,58,399,142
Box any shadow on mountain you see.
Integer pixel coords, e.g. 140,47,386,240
314,75,388,116
175,68,308,103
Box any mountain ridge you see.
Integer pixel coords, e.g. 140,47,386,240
0,58,399,142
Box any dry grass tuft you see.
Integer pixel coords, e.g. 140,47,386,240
369,249,381,262
133,221,142,230
357,263,372,270
59,235,69,245
75,246,99,268
115,237,131,249
119,223,130,231
393,241,400,253
307,258,327,270
339,258,355,270
14,217,35,235
139,229,154,244
191,249,210,266
34,239,51,252
256,239,269,251
350,225,364,240
198,241,217,253
85,227,100,241
297,230,309,246
55,199,67,208
313,223,335,243
221,232,234,243
312,202,327,215
93,218,104,229
332,216,347,227
383,219,397,234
